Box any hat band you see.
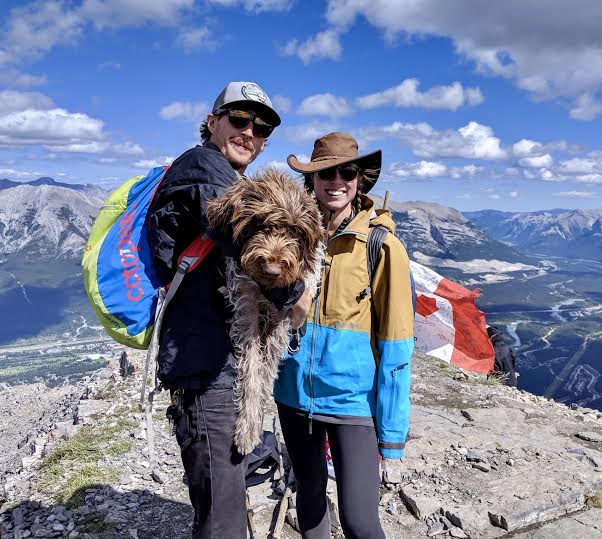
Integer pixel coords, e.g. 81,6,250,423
312,155,356,162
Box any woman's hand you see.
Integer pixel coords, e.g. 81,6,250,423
381,458,405,485
287,288,312,329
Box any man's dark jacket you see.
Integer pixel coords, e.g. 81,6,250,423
147,143,240,390
147,143,304,391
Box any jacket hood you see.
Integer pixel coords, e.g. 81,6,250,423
370,206,396,234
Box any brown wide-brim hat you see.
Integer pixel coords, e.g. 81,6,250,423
287,132,382,193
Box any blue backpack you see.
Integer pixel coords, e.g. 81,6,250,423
82,166,215,350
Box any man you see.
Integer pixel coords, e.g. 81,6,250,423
147,82,310,538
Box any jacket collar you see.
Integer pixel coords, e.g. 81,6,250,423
202,141,221,153
336,195,375,238
202,141,245,179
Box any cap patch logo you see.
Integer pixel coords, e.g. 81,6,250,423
241,83,268,104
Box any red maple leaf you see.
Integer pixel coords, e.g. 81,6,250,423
416,294,439,317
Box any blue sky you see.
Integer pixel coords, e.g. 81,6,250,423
1,0,602,212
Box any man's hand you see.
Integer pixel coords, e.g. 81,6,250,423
381,458,404,485
287,288,311,330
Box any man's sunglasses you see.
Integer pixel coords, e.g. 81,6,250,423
316,164,360,182
216,108,274,138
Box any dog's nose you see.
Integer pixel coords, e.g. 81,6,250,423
263,262,282,276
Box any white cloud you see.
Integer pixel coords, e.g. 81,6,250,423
283,122,337,142
134,156,175,168
450,164,483,178
175,26,215,51
81,0,194,29
0,2,84,65
282,30,342,64
553,191,596,198
0,108,104,147
111,142,144,156
297,93,352,117
207,0,293,11
390,160,447,178
0,168,45,180
322,0,602,120
160,101,210,122
574,174,602,184
510,191,518,198
272,95,292,114
569,93,602,121
263,160,289,172
0,90,144,157
512,138,542,157
0,0,196,66
0,69,47,87
356,79,483,111
0,90,54,114
518,154,553,168
559,158,600,174
358,120,507,160
43,140,143,156
488,194,500,200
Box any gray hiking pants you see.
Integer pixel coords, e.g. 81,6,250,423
170,388,247,539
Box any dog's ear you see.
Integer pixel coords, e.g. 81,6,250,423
206,179,258,243
205,194,234,239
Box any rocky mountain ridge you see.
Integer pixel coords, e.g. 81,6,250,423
2,350,602,538
370,196,522,262
464,208,602,261
0,180,105,261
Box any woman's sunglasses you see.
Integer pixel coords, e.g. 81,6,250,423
316,164,360,182
217,108,274,138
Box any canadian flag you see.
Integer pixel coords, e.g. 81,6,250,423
410,261,494,374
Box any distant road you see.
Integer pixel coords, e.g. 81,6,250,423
0,336,114,355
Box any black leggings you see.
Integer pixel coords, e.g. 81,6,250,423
277,403,386,539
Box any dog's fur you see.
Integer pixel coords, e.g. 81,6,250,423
206,168,324,454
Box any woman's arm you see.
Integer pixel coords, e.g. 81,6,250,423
371,236,415,459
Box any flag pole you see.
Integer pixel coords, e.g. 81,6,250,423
383,190,390,210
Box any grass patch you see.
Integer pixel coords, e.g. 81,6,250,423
43,418,134,467
38,417,135,505
38,463,65,492
437,361,451,370
105,438,134,457
57,464,120,507
587,490,602,508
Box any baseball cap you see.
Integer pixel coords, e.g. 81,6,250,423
212,81,281,127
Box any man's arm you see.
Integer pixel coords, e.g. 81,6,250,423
287,288,311,329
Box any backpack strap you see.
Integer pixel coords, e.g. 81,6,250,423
139,231,216,470
367,225,389,285
364,224,417,313
140,231,215,409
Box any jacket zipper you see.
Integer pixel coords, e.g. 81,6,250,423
306,229,367,435
308,294,320,435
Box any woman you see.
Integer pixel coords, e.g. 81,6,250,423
274,132,415,538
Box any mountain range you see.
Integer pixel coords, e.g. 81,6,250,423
0,176,600,345
464,208,602,261
370,196,522,262
0,178,105,261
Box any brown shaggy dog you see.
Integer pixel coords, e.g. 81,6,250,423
206,168,324,454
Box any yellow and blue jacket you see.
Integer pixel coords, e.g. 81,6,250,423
274,196,414,459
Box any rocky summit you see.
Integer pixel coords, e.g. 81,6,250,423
1,350,602,539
